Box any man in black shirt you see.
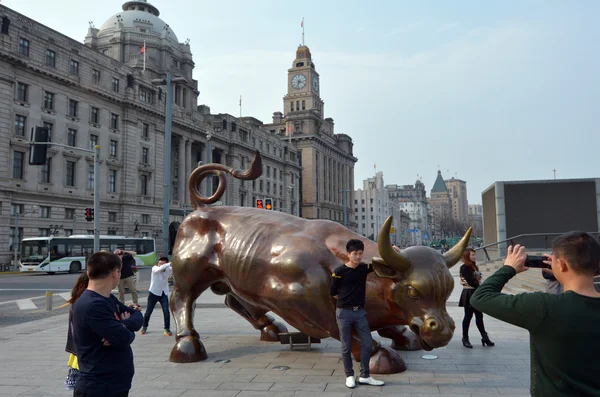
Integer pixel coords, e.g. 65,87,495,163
73,251,143,397
115,250,139,307
330,239,385,389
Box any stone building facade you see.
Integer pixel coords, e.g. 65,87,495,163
387,180,431,245
263,45,357,227
0,2,301,263
429,170,452,238
445,177,468,224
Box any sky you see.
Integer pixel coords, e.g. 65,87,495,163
4,0,599,204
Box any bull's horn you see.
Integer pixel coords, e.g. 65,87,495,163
443,227,473,268
377,216,411,272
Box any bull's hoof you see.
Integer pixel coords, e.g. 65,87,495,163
378,325,422,351
370,345,407,374
169,335,208,363
260,321,288,342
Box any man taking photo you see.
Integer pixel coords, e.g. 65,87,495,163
471,232,600,397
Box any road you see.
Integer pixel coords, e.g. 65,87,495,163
0,268,152,328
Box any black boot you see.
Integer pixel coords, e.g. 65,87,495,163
481,334,495,347
462,337,473,348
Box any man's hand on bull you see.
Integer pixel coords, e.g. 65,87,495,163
504,244,528,273
392,245,401,253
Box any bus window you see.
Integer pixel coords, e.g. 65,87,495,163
68,244,83,257
51,244,67,260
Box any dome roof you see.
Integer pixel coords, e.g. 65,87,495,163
98,0,179,45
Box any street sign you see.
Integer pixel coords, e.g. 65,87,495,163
424,233,429,240
390,227,395,234
406,229,418,233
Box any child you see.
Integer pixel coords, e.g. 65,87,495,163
141,257,172,336
64,273,89,391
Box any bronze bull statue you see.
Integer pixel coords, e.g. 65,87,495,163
169,152,472,374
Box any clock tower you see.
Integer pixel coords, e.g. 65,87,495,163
284,45,324,135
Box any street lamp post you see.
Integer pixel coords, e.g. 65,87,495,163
152,73,186,256
205,134,212,197
287,185,294,215
339,189,351,228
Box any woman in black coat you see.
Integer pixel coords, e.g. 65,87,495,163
458,248,495,348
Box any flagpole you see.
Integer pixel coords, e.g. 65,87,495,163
143,40,146,72
301,17,304,46
239,95,242,118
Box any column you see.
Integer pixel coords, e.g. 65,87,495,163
178,137,185,205
185,139,192,205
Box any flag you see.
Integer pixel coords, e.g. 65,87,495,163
374,163,376,169
239,95,242,106
141,40,146,72
301,19,304,28
140,44,145,54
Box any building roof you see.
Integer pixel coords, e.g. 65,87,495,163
431,170,448,193
98,0,179,45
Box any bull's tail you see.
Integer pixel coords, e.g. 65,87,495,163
188,151,262,208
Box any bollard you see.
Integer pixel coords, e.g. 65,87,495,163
45,291,53,311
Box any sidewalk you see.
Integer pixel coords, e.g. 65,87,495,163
0,272,532,397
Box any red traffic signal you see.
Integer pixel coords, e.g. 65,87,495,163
85,207,94,222
265,198,273,210
255,199,264,209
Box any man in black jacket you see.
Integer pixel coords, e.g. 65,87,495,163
115,250,139,307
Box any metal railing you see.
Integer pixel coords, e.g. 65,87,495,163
475,232,600,262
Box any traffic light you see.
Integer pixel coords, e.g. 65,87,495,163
28,126,50,165
85,208,94,222
265,198,273,210
255,199,264,209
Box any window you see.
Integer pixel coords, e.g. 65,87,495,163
43,122,53,141
65,208,75,220
18,38,29,56
267,166,271,178
67,129,77,147
9,227,24,252
89,134,98,150
182,88,187,108
39,228,50,237
16,82,28,102
302,100,305,110
266,181,270,194
14,114,26,136
93,69,101,84
40,206,51,218
12,151,24,179
141,232,149,237
108,212,117,222
291,101,294,112
141,175,148,196
45,49,56,67
43,91,55,110
11,204,24,216
68,99,78,118
41,157,51,183
109,140,117,157
110,113,119,130
66,160,76,186
91,107,99,124
273,169,277,180
174,86,181,105
280,185,283,196
87,164,94,189
259,180,263,192
70,60,79,75
109,169,117,192
142,123,149,140
142,147,149,164
112,78,120,92
142,214,150,224
64,229,73,237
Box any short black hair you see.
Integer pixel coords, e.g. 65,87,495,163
87,252,122,280
158,256,169,263
346,239,364,253
552,231,600,276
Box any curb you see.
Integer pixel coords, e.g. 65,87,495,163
0,271,27,275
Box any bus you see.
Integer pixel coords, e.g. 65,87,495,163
19,235,156,274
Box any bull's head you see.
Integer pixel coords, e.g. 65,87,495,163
372,217,472,351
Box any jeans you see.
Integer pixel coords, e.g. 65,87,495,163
73,389,128,397
336,308,372,378
143,292,170,330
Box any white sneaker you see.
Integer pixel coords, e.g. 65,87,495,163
359,376,385,386
345,376,356,388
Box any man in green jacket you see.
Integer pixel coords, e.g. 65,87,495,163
471,232,600,397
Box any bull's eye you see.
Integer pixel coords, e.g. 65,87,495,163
407,286,421,299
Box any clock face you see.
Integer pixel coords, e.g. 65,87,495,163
291,74,307,89
312,75,320,93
